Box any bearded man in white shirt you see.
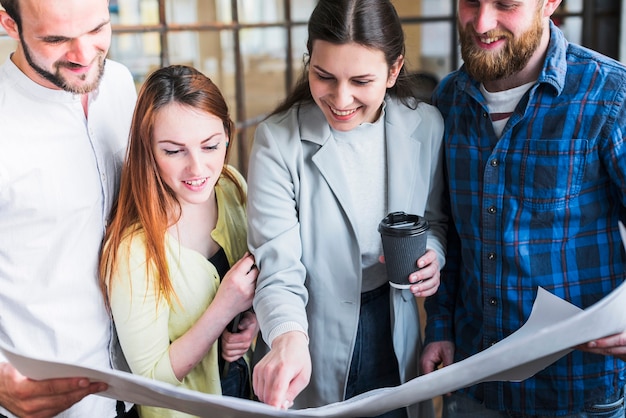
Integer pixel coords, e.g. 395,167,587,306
0,0,137,416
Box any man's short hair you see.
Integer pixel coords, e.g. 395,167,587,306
0,0,21,30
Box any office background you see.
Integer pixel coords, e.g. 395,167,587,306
0,0,622,174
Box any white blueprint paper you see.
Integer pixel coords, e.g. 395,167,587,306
2,222,625,417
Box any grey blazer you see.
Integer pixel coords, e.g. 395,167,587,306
247,96,446,417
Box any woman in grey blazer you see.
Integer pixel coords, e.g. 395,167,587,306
247,1,447,417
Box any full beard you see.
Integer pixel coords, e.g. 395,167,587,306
458,9,544,83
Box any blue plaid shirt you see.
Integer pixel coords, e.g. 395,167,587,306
425,22,626,415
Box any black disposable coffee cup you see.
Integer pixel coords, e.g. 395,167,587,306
378,211,429,289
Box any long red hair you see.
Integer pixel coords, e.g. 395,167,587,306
99,65,242,308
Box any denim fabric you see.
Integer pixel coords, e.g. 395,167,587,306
443,389,625,418
220,356,251,399
345,284,407,418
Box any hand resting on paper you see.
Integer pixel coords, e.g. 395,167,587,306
0,362,106,418
420,341,455,374
379,249,441,297
575,330,626,361
420,341,455,395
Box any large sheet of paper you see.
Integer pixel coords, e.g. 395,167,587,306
2,223,626,417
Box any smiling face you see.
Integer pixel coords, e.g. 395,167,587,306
457,0,549,84
308,40,403,132
152,102,228,208
1,0,111,93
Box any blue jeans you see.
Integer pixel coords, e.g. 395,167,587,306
345,284,407,418
220,356,251,399
443,389,625,418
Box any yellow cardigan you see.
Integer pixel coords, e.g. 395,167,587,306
109,167,248,418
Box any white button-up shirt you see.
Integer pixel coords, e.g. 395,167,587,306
0,56,136,417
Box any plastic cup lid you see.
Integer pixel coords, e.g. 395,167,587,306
378,211,429,236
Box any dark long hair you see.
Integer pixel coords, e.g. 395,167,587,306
271,0,420,116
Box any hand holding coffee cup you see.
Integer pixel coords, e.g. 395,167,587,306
378,211,429,289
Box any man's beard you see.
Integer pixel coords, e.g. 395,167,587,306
20,31,106,94
458,7,543,83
